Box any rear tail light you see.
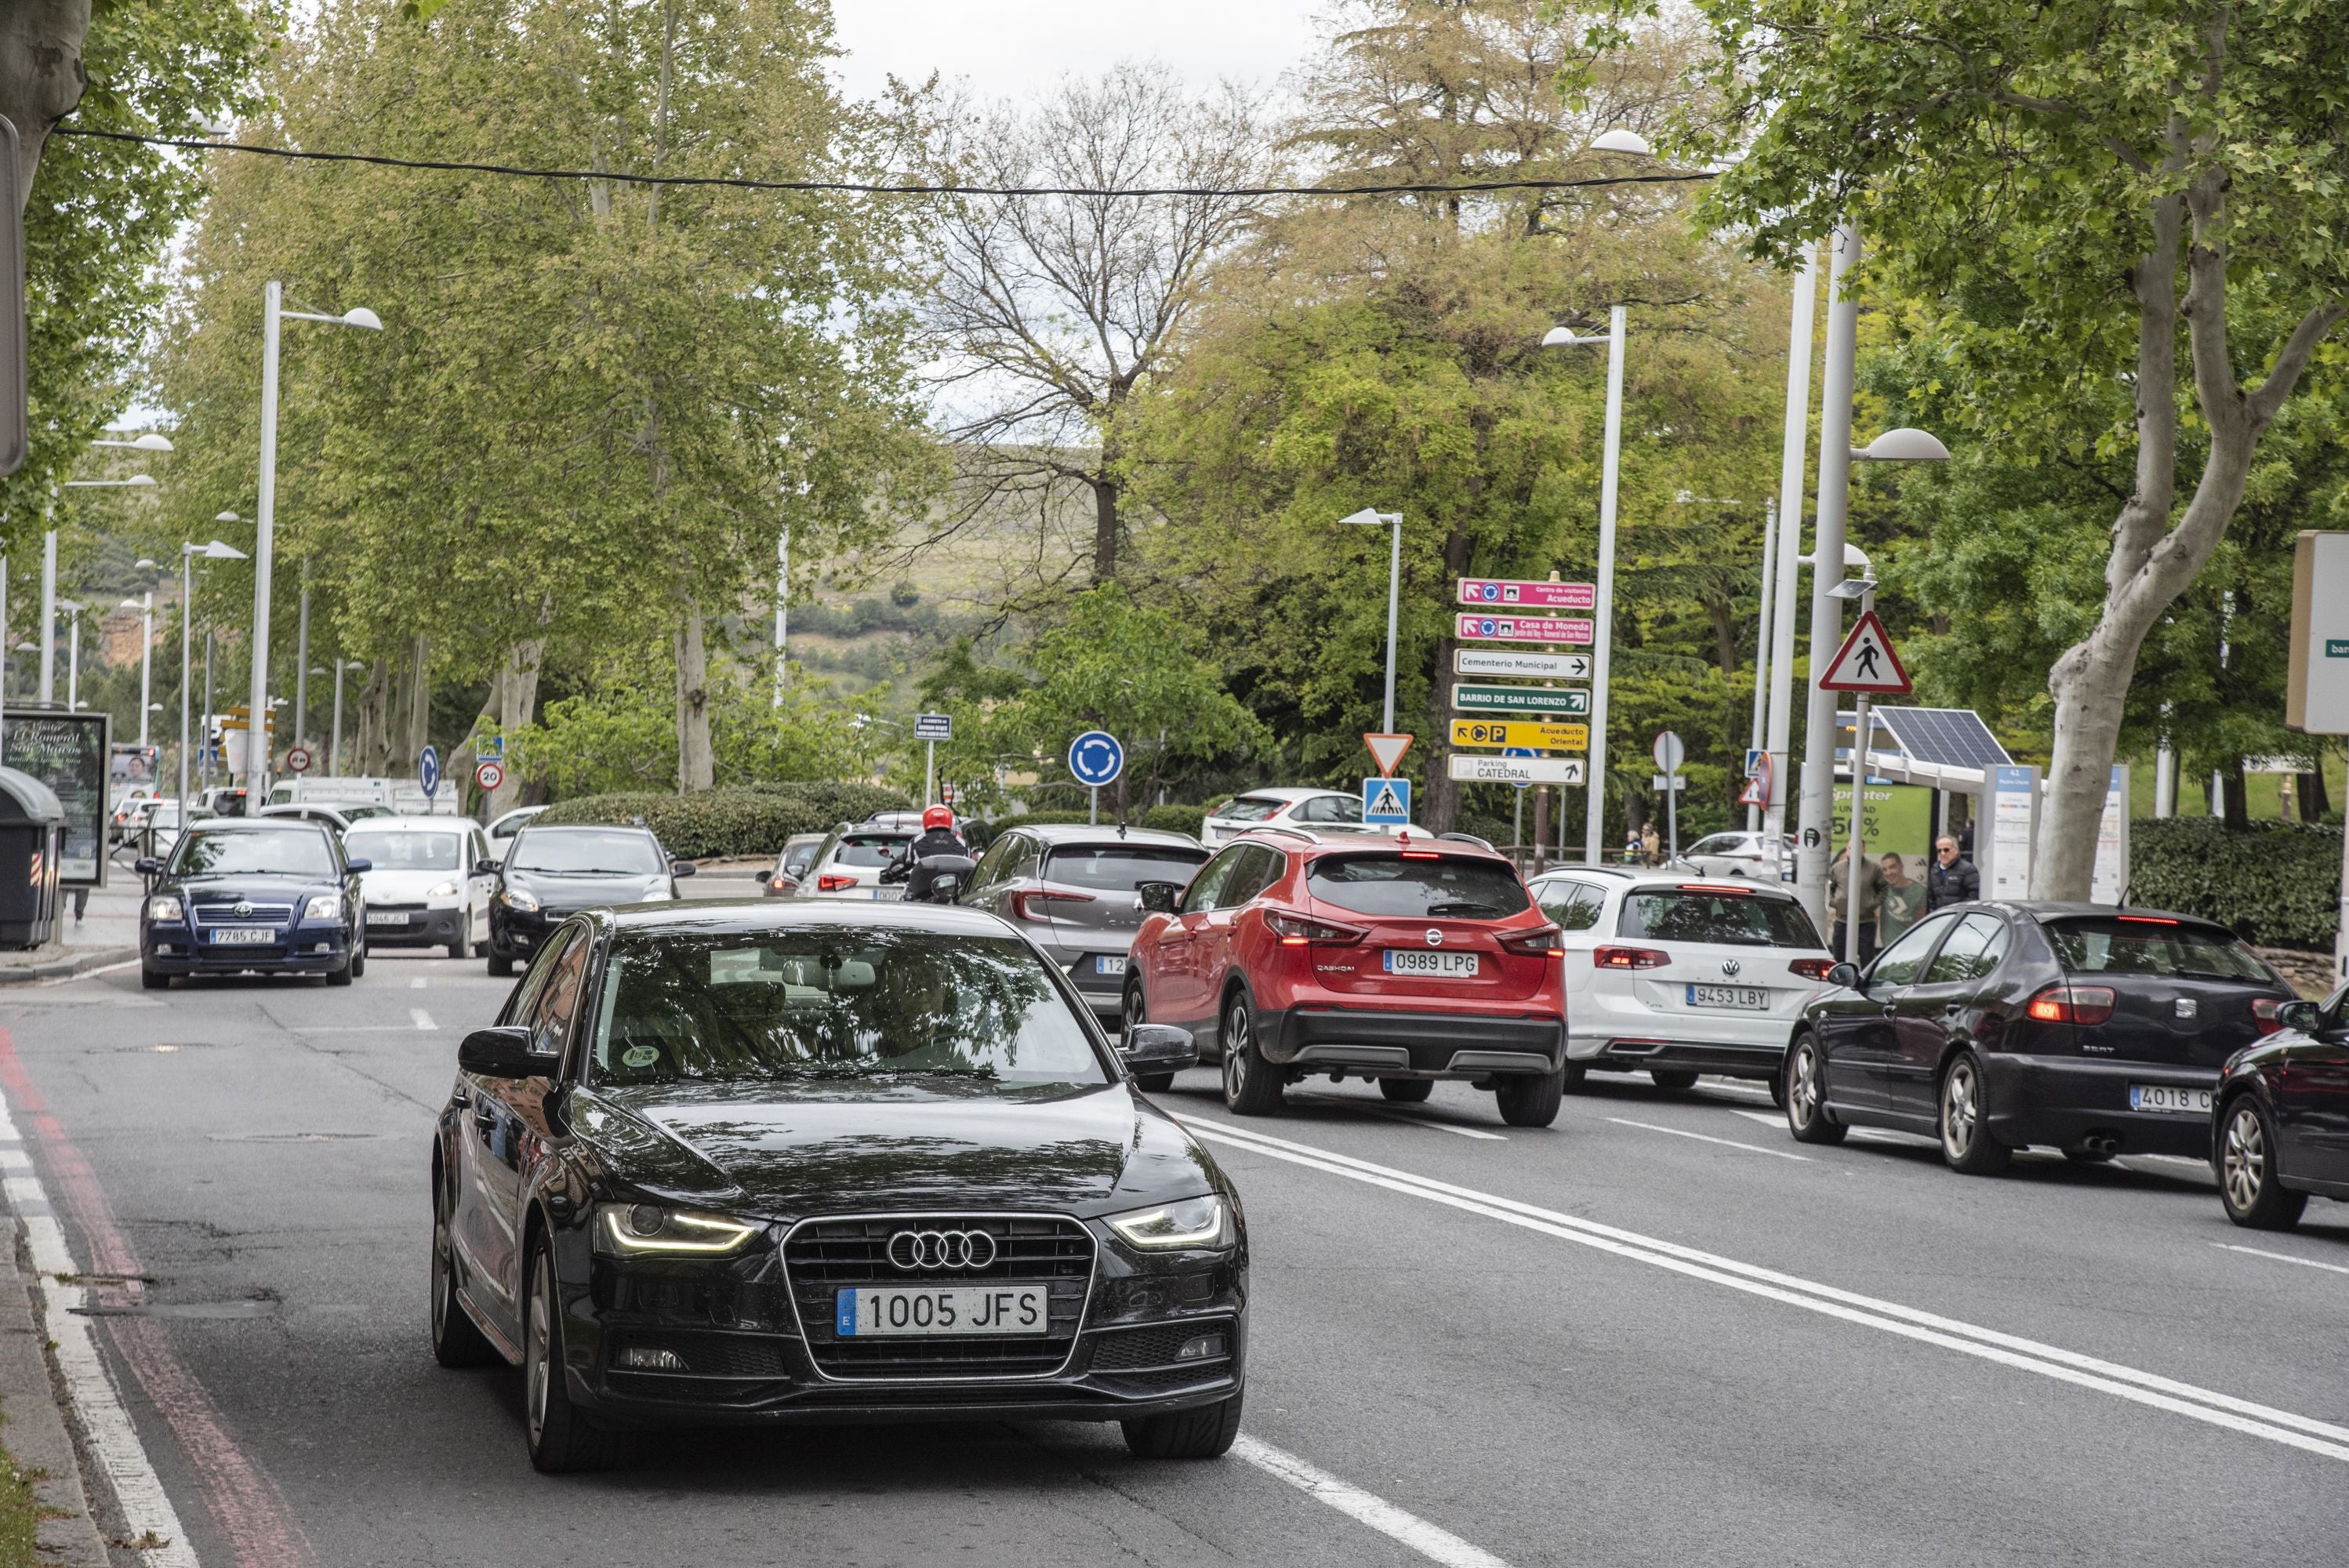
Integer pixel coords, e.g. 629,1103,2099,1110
1264,910,1364,946
1498,924,1564,956
1011,888,1097,923
1678,882,1751,896
2026,983,2115,1026
815,873,858,892
1788,957,1835,981
2253,998,2287,1035
1594,945,1672,970
769,876,790,892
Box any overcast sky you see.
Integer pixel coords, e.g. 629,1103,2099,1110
827,1,1327,103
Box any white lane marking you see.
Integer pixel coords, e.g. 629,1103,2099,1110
1731,1109,1781,1127
2129,1153,2209,1169
0,1096,198,1566
410,976,427,990
411,1008,437,1031
1699,1078,1775,1099
1291,1094,1506,1141
1183,1116,2349,1463
2214,1242,2349,1278
1606,1116,1810,1162
1233,1436,1509,1568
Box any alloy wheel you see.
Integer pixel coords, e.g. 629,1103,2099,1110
1222,1004,1250,1100
1791,1042,1821,1124
1943,1062,1980,1156
2223,1103,2266,1212
526,1250,553,1450
430,1209,453,1342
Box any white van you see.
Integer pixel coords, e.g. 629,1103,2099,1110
267,776,461,816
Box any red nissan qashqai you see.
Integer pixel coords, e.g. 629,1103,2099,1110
1124,827,1567,1126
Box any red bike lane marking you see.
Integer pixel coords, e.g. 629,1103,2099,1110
0,1026,313,1568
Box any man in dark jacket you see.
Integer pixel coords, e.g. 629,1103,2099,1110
884,806,971,901
1927,835,1980,909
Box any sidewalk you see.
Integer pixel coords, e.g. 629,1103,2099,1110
0,882,141,987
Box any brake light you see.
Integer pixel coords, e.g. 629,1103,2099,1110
1264,910,1365,946
2026,983,2115,1026
1788,957,1835,981
1594,945,1671,970
2117,915,2178,925
1011,888,1096,923
1678,883,1751,896
2253,998,2287,1035
769,876,790,891
1499,924,1563,956
1399,850,1440,860
816,873,858,892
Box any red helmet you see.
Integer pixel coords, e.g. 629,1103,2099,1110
922,805,954,832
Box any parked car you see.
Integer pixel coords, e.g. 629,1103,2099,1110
135,818,369,989
1783,903,2296,1173
258,801,359,837
132,799,211,862
1679,830,1797,880
1527,867,1834,1098
2209,986,2349,1229
1126,827,1567,1124
1198,788,1418,848
486,804,550,857
762,832,828,898
791,822,917,902
345,815,498,959
858,809,968,835
487,823,692,976
960,824,1211,1029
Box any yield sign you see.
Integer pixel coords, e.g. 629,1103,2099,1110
1364,732,1414,776
1817,609,1912,695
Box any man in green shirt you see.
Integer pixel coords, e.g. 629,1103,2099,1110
1879,852,1928,943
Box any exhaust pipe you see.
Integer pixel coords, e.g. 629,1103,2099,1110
2082,1132,2121,1157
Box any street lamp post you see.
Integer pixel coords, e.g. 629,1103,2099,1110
1338,509,1405,733
329,659,362,777
179,537,248,838
1542,307,1628,864
120,593,154,742
248,282,380,800
56,458,164,705
59,601,85,710
1763,241,1821,882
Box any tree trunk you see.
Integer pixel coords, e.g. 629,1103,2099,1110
0,1,90,209
673,601,713,793
1706,594,1738,673
355,659,390,776
1091,475,1119,583
2298,758,2332,823
2222,760,2251,829
404,634,431,763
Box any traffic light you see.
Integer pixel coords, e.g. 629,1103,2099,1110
0,116,24,478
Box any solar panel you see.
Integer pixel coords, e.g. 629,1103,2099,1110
1872,707,2013,770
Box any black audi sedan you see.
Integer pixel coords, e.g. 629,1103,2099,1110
2209,985,2349,1229
136,818,370,989
485,823,694,977
1783,903,2295,1172
430,900,1243,1472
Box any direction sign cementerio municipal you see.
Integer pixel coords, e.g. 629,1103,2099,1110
1452,684,1589,716
1449,718,1588,751
1454,648,1592,681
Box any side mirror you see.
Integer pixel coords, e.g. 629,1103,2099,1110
480,858,502,873
2277,1000,2323,1034
1137,881,1182,915
670,860,697,877
458,1025,539,1079
134,857,159,876
344,858,372,874
1118,1023,1198,1076
1827,961,1864,992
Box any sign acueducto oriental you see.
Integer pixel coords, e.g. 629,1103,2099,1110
2,710,111,885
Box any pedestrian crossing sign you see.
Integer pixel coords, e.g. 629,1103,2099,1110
1817,609,1912,695
1362,776,1413,825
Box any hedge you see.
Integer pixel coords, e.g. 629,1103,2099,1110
532,782,910,860
1139,804,1207,838
2128,818,2340,950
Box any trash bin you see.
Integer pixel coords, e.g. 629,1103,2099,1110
0,767,66,950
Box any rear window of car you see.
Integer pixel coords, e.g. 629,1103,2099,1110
833,833,910,869
1617,888,1823,948
1306,854,1530,919
346,829,461,870
1043,845,1210,891
2049,919,2275,982
1212,796,1287,822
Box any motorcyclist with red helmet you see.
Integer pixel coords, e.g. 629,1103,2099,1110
882,806,972,902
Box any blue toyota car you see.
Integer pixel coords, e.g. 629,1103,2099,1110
137,818,371,989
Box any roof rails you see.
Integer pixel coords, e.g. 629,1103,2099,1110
1436,831,1498,852
1243,824,1322,845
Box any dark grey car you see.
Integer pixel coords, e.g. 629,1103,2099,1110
962,825,1209,1025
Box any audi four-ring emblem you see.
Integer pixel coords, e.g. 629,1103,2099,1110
887,1229,997,1272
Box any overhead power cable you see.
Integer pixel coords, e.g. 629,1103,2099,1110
54,126,1715,199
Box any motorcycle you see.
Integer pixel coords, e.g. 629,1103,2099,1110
883,851,977,905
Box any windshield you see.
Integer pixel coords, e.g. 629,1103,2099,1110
169,828,336,879
833,833,910,869
510,829,666,875
346,830,461,871
1043,844,1209,891
2049,919,2275,982
1617,889,1824,948
339,804,394,822
1212,796,1287,822
1307,854,1531,919
588,929,1106,1087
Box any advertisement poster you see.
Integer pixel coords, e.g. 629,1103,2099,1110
1987,764,2039,900
2091,764,2129,906
3,711,111,885
110,743,160,788
1831,782,1933,940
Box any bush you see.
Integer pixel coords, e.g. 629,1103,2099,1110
533,782,910,860
1140,804,1207,838
2128,818,2341,950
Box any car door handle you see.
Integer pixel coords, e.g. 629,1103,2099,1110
1944,1004,1964,1016
1882,1004,1899,1018
472,1105,497,1128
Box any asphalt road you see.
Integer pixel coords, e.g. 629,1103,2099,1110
4,892,2346,1566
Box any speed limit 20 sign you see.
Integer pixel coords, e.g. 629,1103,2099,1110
475,760,505,792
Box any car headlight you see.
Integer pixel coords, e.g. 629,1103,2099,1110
1106,1194,1231,1250
426,880,461,901
637,884,672,902
502,886,540,912
147,895,182,922
303,893,342,921
592,1203,758,1256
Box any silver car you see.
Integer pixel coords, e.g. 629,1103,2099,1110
960,823,1209,1023
1681,829,1797,880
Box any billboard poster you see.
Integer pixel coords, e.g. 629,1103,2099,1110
110,742,160,788
1830,782,1933,941
3,710,111,884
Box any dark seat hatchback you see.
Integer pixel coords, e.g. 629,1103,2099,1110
136,819,369,989
430,900,1246,1472
1784,902,2295,1172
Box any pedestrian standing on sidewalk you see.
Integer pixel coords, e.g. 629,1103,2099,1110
1828,844,1887,964
1928,835,1980,909
1640,822,1661,867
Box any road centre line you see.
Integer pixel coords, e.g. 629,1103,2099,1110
1291,1094,1507,1140
410,1009,437,1031
1180,1115,2349,1463
1606,1117,1810,1161
2214,1242,2349,1277
1233,1436,1509,1568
